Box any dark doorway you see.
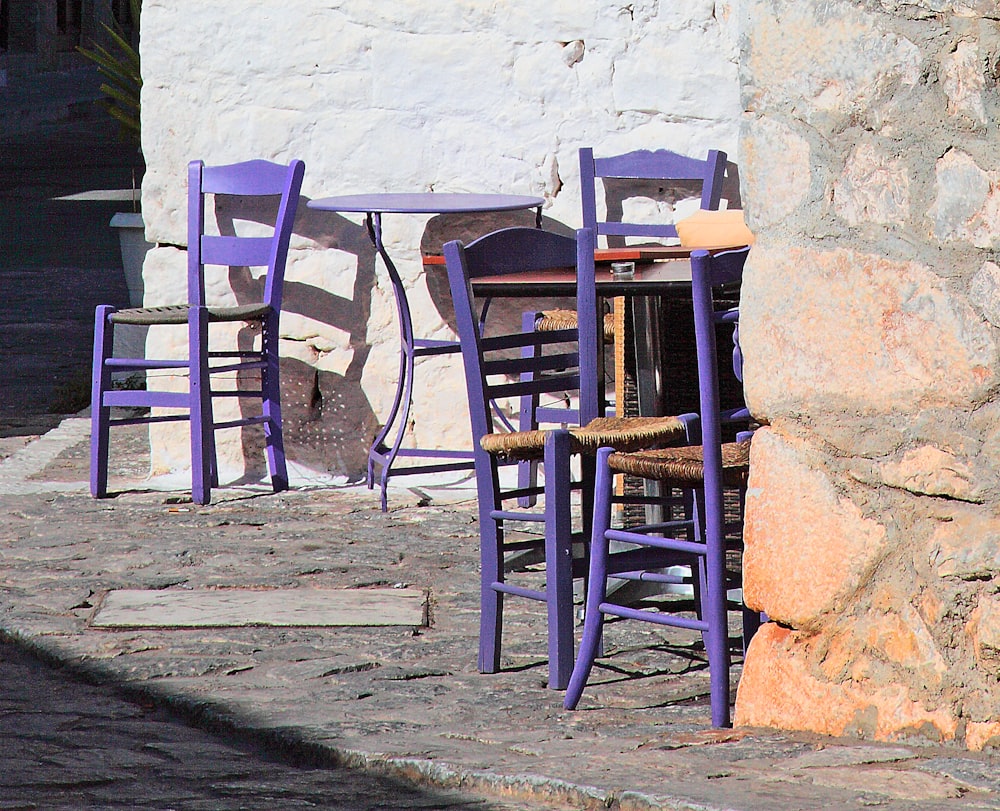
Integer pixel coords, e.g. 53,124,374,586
55,0,82,49
0,0,9,52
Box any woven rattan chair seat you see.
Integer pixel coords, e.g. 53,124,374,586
607,439,751,487
479,415,686,462
109,303,272,326
535,308,616,343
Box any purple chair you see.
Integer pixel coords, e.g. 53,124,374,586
563,246,756,727
90,158,305,505
580,146,727,246
443,226,687,690
518,147,728,497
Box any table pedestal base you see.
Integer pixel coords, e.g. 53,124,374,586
367,336,475,511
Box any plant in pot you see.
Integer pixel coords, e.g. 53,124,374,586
78,0,149,308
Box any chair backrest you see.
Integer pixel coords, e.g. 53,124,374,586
580,147,726,245
187,158,306,309
443,227,601,451
690,246,752,468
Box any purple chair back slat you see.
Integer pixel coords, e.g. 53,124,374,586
485,351,580,377
460,226,580,278
199,235,275,268
200,159,299,195
591,148,720,180
599,222,684,239
481,328,577,353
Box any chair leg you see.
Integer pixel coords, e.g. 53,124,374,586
564,446,614,709
477,454,504,675
517,310,540,508
90,306,115,498
544,430,575,690
261,316,288,492
702,486,732,728
188,306,213,505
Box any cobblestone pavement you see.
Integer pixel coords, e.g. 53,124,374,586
1,422,1000,811
0,639,560,810
5,70,1000,811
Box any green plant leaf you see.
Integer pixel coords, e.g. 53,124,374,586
76,0,142,148
100,82,140,113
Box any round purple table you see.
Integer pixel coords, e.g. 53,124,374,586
307,192,545,510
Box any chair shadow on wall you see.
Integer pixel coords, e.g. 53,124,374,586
422,210,576,341
213,193,379,484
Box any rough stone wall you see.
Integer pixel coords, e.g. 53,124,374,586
736,0,1000,749
138,0,744,482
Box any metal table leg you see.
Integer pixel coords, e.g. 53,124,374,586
363,212,474,511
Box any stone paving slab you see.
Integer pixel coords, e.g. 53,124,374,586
2,419,1000,810
92,587,428,628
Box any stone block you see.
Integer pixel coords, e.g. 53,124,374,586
942,38,987,125
738,116,811,229
877,445,975,501
969,261,1000,327
735,623,959,742
929,149,1000,249
741,244,997,421
743,429,889,630
864,595,950,685
833,141,910,226
927,503,1000,579
742,0,920,127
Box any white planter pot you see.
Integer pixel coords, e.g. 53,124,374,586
109,211,152,308
109,211,152,378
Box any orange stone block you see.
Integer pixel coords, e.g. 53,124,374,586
965,721,1000,751
735,623,958,743
743,429,888,630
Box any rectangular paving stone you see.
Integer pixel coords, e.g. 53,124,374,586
91,588,427,628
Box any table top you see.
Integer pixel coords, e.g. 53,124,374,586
423,244,745,266
471,258,694,297
308,192,545,215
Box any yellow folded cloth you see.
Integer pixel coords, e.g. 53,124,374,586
676,209,755,248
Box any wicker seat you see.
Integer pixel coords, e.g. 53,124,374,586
107,302,275,326
480,415,685,461
534,308,616,343
607,439,750,487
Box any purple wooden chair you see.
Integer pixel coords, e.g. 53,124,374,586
518,147,728,497
563,246,756,727
444,226,687,690
90,158,305,505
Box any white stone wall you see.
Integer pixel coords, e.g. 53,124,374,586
139,0,744,481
